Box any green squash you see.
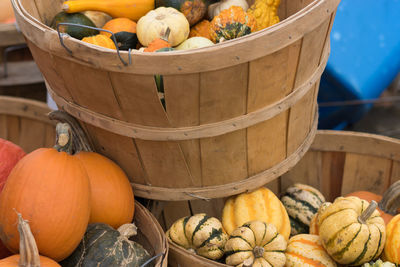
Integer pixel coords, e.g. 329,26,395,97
281,183,325,236
362,260,397,267
154,47,174,110
155,0,215,25
114,31,139,50
60,223,151,267
51,12,99,40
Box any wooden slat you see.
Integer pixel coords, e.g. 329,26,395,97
18,0,42,21
320,151,345,201
391,161,400,184
43,124,56,147
266,179,281,196
280,151,322,191
0,115,7,138
164,74,202,186
18,117,46,153
162,201,192,230
83,124,147,185
5,115,20,145
247,40,301,175
189,199,225,220
32,0,62,26
287,17,331,155
341,153,392,196
108,72,194,188
286,0,315,17
199,63,248,186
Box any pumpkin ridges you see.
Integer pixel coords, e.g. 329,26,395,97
384,215,400,262
0,146,91,261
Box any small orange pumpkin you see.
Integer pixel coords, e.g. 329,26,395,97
101,17,137,37
82,34,116,49
189,20,212,40
0,214,60,267
0,123,91,261
383,214,400,264
144,27,172,52
346,181,400,224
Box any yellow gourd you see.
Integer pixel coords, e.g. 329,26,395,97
62,0,154,21
82,34,116,49
247,0,280,31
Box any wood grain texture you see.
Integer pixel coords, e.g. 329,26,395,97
162,201,191,230
391,161,400,184
18,117,46,152
341,153,392,196
320,151,345,202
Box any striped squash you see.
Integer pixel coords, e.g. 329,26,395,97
281,183,325,236
383,214,400,264
222,187,291,240
225,220,287,267
318,197,386,265
167,213,228,260
285,234,337,267
309,202,331,235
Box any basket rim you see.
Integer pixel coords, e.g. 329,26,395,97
12,0,340,74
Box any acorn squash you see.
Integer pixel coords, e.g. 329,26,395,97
51,12,98,40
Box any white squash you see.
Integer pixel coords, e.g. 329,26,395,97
175,37,213,50
207,0,249,20
137,7,190,47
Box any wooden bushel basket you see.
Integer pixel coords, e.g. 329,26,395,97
162,130,400,267
133,202,168,267
0,95,55,152
12,0,340,200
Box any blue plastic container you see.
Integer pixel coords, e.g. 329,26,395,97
318,0,400,129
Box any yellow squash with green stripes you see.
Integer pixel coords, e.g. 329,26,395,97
285,234,336,267
318,197,386,265
222,187,291,240
224,220,287,267
167,213,228,260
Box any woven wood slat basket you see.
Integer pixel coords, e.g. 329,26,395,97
0,95,55,152
161,130,400,267
12,0,340,200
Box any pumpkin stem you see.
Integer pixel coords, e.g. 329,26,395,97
379,180,400,215
54,122,74,154
160,27,171,42
117,223,138,238
358,200,378,224
253,246,265,258
17,213,41,267
49,110,94,153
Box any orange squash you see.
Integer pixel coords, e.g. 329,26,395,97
346,181,400,224
0,123,91,262
144,27,172,52
189,20,212,40
50,111,135,229
101,17,137,38
82,34,116,49
0,214,60,267
383,214,400,264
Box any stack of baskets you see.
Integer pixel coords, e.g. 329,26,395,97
11,0,400,266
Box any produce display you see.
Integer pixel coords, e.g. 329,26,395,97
50,0,282,51
281,183,326,236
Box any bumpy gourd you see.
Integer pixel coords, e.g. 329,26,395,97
281,183,326,236
222,187,291,240
209,6,256,43
247,0,280,31
285,234,336,267
362,260,397,267
189,20,212,40
82,34,116,49
225,220,287,267
318,197,386,265
167,213,228,260
61,223,151,267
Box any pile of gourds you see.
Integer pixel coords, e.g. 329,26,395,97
0,114,151,266
50,0,281,51
167,183,400,266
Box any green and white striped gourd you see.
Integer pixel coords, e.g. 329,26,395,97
167,213,228,260
281,183,325,236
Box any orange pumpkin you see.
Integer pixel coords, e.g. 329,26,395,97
82,34,116,49
346,181,400,224
76,152,135,229
101,17,137,37
0,123,91,262
0,214,60,267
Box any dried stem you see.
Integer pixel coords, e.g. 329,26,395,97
17,213,40,267
358,200,378,224
379,181,400,215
